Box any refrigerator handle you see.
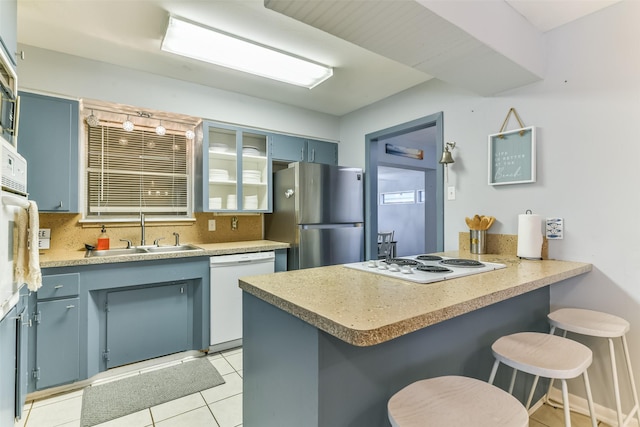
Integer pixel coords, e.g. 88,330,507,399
285,189,294,198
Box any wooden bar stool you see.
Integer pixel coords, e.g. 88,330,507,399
387,375,529,427
546,308,640,426
489,331,598,427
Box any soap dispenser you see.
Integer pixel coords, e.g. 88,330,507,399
97,225,110,250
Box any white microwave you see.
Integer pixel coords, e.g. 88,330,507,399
0,45,18,149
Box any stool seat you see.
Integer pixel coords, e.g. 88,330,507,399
549,307,630,338
547,308,640,427
492,332,592,379
489,331,597,427
388,375,528,427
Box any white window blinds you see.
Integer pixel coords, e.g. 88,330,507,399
86,125,190,218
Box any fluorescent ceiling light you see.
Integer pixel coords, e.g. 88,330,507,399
161,15,333,89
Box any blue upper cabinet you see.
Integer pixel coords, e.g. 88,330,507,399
197,121,272,213
270,134,306,163
306,139,338,165
18,92,80,212
271,134,338,166
0,0,17,69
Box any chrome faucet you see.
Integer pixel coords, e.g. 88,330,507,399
140,212,146,246
173,232,180,246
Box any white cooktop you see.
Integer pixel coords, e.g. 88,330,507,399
343,255,507,284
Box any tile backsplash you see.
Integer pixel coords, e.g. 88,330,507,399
39,213,263,254
458,232,548,259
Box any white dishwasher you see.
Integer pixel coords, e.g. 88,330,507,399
210,251,275,352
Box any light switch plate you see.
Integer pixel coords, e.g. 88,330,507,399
546,218,564,239
208,219,216,231
39,228,51,238
447,186,456,200
38,238,50,249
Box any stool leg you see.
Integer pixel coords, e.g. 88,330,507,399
509,369,517,394
609,337,625,426
543,326,565,407
583,370,598,427
526,374,540,410
488,359,500,385
621,335,640,425
561,379,571,427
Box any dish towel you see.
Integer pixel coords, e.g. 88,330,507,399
14,200,42,292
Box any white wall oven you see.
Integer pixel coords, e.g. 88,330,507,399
1,138,28,320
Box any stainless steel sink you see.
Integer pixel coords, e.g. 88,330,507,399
85,247,149,257
145,244,203,253
85,244,203,258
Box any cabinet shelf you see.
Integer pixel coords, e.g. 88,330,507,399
209,151,237,159
208,179,237,185
242,154,267,161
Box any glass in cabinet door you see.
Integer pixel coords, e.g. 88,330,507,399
240,132,268,211
207,127,237,211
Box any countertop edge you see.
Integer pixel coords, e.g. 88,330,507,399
39,240,290,268
240,259,593,347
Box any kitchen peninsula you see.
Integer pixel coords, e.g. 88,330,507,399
239,253,592,427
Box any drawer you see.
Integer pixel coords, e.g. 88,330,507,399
38,273,80,300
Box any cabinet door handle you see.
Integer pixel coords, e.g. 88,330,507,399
66,305,75,309
54,285,64,289
311,148,316,162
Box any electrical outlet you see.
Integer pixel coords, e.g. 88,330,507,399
208,219,216,231
546,218,564,239
447,186,456,200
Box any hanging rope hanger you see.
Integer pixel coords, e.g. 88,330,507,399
498,108,527,138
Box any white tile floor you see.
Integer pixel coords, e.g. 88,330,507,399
16,347,244,427
15,347,614,427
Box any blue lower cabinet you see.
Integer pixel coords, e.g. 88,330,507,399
28,257,210,394
275,249,288,272
35,298,80,389
0,306,17,427
105,283,189,369
0,286,28,424
15,287,29,420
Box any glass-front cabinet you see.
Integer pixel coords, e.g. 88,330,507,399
199,121,272,212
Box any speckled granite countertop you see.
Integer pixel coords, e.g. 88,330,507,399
239,252,592,347
39,240,289,268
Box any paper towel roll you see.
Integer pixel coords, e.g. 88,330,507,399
517,213,543,259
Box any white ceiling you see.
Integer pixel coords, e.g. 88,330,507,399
17,0,620,116
505,0,620,32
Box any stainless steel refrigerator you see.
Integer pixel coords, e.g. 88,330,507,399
265,162,364,270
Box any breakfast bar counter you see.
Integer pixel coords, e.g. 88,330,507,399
239,253,592,427
240,253,591,347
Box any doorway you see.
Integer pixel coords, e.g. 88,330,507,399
364,112,444,259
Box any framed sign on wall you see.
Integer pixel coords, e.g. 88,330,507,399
488,126,536,185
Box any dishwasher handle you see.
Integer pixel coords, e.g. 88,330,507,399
210,251,275,267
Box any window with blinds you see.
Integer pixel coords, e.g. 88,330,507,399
86,124,190,219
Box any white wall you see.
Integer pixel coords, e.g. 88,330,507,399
17,45,340,141
340,0,640,410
